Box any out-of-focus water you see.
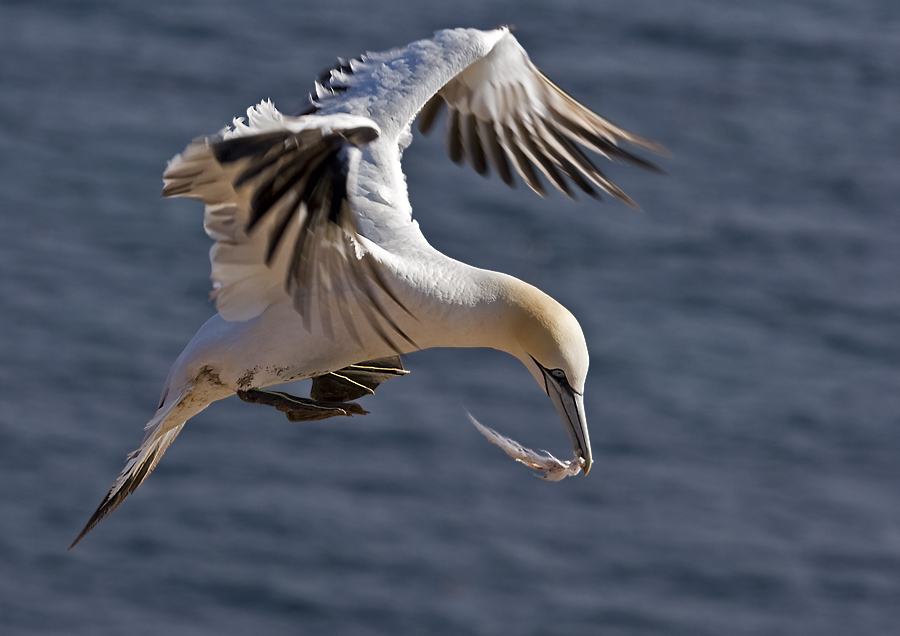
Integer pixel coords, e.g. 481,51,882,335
2,1,899,634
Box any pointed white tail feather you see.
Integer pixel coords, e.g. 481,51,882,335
70,379,226,548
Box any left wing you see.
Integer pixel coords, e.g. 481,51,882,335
416,31,665,204
162,106,414,351
304,27,664,205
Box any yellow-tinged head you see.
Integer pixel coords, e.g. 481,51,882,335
499,277,592,474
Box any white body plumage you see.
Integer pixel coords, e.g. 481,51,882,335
71,27,661,547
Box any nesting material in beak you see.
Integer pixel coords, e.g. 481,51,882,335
467,413,585,481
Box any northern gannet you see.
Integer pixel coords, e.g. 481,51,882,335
71,26,661,547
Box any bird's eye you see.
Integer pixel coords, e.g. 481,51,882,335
551,369,566,380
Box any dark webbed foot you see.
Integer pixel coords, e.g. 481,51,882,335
238,356,408,422
310,355,409,402
237,389,368,422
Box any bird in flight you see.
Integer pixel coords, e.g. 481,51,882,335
71,26,662,547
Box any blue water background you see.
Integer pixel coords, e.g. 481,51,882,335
1,1,899,634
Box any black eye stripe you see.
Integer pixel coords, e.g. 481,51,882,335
530,356,570,394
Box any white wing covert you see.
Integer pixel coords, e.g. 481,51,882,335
162,107,414,351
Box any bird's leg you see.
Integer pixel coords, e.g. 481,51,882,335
237,357,408,422
237,388,368,422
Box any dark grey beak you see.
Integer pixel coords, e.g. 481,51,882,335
543,371,592,475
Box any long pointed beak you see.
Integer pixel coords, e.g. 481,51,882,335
547,383,592,475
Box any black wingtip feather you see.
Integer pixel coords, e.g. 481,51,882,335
417,95,444,135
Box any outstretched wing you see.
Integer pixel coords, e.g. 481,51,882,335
163,106,414,350
415,31,665,204
304,28,663,203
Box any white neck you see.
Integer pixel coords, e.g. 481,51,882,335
401,265,560,362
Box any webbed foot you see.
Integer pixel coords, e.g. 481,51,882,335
237,389,368,422
237,356,408,422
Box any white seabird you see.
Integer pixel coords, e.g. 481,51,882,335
71,26,661,547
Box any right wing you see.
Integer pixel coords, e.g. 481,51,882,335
163,105,414,351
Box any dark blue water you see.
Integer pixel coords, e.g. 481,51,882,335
2,1,899,634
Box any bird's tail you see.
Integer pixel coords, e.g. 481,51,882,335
70,376,226,548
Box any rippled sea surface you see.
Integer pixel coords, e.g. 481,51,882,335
2,1,899,634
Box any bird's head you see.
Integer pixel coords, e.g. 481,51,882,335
501,278,592,474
